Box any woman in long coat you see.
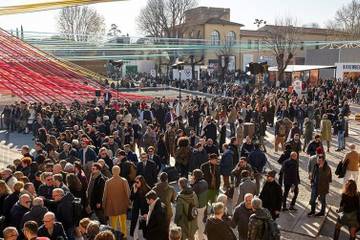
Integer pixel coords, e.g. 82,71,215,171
320,114,332,152
303,118,314,151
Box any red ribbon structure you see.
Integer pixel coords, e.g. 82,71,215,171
0,29,151,104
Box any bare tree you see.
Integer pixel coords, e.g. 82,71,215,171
328,0,360,40
137,0,198,38
263,18,300,84
107,24,122,37
57,6,105,42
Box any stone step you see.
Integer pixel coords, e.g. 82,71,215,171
277,204,329,238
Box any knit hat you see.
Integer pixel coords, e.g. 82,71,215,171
316,147,324,155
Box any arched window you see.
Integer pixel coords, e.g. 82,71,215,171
210,30,220,45
226,31,236,46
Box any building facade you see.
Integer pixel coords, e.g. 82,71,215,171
180,7,243,72
239,25,345,71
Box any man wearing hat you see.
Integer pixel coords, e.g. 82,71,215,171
259,170,282,219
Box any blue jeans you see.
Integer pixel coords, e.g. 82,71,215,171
337,130,345,149
310,185,326,213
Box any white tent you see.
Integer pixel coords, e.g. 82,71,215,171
268,65,335,72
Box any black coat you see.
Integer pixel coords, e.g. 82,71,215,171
279,159,300,186
130,190,149,236
205,217,237,240
9,202,29,230
56,193,75,230
38,222,67,240
228,143,239,168
259,181,282,219
201,162,221,190
306,140,322,156
148,154,162,172
189,149,208,172
144,199,168,240
0,194,8,216
204,144,219,156
21,205,48,227
157,140,169,165
203,123,217,142
3,192,20,221
136,160,158,187
89,174,106,209
38,185,54,200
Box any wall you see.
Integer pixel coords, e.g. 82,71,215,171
71,60,107,76
203,23,241,69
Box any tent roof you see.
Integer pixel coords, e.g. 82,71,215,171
268,65,336,72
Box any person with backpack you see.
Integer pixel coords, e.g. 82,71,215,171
191,169,208,240
204,202,236,240
174,178,199,240
102,166,130,239
248,197,280,240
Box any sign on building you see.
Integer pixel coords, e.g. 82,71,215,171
335,63,360,81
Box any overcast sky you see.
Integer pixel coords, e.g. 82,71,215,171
0,0,351,36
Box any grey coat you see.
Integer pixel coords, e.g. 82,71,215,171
238,177,257,205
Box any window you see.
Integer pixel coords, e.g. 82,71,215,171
226,31,236,46
248,40,252,49
197,31,202,39
210,31,220,45
300,41,304,50
255,40,259,49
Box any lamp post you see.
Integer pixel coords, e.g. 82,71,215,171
172,59,185,103
179,69,182,101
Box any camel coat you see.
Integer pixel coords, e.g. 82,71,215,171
102,176,131,216
320,119,332,142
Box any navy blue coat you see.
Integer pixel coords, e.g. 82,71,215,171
248,149,267,173
220,149,233,176
78,147,97,165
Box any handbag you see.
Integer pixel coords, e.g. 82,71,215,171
335,160,348,178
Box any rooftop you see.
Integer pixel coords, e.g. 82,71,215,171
205,18,244,27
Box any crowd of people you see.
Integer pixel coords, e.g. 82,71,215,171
0,79,359,240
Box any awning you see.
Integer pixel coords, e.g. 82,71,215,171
268,65,336,72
